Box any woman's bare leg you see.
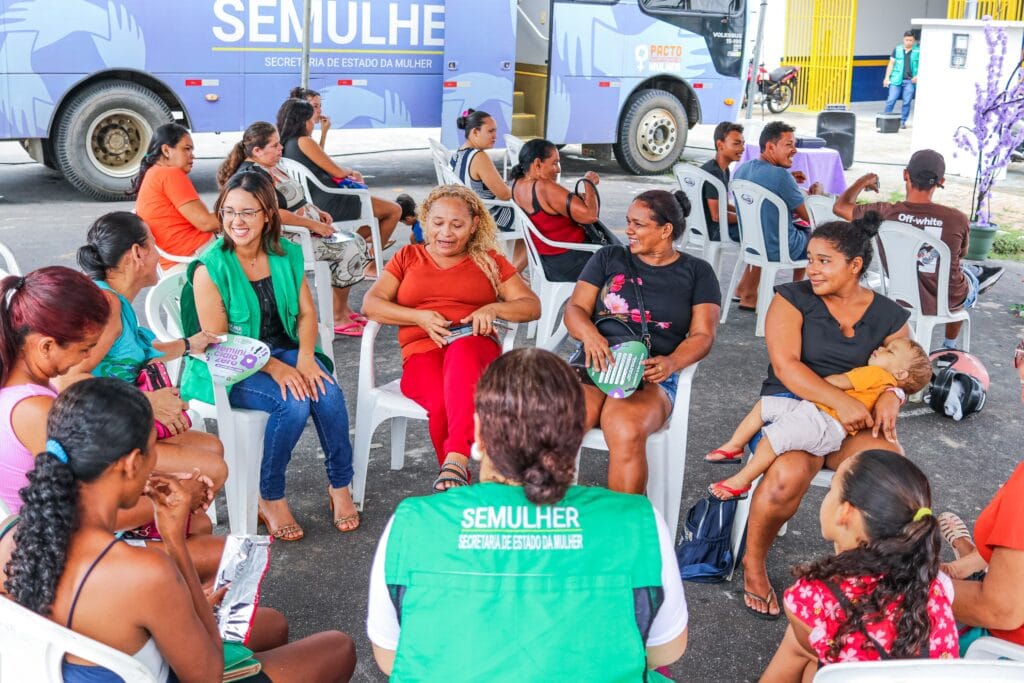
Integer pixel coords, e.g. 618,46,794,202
742,449,820,616
370,196,401,245
761,624,817,683
255,630,357,683
599,385,671,494
247,607,289,652
156,431,227,490
331,286,360,327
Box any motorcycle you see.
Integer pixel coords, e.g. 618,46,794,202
744,63,799,114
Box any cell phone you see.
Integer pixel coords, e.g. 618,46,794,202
444,324,475,344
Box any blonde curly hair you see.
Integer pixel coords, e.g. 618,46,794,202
418,184,502,293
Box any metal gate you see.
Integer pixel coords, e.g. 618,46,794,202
783,0,857,110
947,0,1024,20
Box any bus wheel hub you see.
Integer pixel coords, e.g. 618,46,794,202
637,108,677,162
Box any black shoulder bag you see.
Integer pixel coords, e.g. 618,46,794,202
566,178,620,246
568,247,651,371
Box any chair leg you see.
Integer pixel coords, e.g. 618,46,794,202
227,418,263,536
961,316,971,352
721,255,746,324
390,418,408,470
351,403,376,511
704,243,723,280
535,290,559,349
727,474,757,582
916,319,937,353
754,265,779,337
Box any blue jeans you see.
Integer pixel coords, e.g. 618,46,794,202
884,82,916,123
228,348,353,500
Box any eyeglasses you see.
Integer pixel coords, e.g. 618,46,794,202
218,208,264,221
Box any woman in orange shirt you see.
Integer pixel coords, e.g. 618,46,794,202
362,185,540,491
134,124,220,270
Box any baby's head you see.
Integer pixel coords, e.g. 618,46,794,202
396,193,418,226
868,338,932,393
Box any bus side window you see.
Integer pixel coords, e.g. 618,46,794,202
640,1,740,15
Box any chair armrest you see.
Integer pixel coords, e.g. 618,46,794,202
281,224,316,265
359,320,383,393
499,322,519,353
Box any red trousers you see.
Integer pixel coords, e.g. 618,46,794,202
400,335,501,467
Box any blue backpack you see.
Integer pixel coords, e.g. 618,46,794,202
675,495,740,583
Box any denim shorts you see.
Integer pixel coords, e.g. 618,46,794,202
958,264,980,310
655,371,680,406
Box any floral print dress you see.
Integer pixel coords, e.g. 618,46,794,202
783,573,959,663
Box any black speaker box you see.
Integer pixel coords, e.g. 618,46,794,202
816,110,856,169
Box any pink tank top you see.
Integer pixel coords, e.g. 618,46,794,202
0,383,57,514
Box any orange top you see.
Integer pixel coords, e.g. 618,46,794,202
974,461,1024,645
817,365,896,431
135,165,211,269
385,245,518,362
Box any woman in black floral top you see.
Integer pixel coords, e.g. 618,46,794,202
564,190,721,494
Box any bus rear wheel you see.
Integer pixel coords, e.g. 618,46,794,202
54,80,173,201
613,88,688,175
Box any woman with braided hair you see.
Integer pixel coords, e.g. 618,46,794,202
0,378,356,682
762,449,958,681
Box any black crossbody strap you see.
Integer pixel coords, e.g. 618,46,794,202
621,247,651,351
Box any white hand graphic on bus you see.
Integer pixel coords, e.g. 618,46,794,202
0,0,145,135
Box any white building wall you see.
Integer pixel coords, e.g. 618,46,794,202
854,0,946,55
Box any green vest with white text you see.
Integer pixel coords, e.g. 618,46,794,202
384,484,669,682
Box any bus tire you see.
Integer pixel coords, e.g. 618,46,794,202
54,80,172,201
613,88,688,175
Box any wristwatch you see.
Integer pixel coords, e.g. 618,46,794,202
183,337,191,354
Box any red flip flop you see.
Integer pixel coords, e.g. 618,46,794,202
708,481,751,501
333,322,364,337
705,448,743,464
349,313,368,326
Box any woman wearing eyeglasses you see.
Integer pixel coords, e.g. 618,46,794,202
179,171,358,541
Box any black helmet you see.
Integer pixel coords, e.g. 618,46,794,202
927,367,986,420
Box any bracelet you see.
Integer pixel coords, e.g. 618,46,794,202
884,386,907,405
182,337,191,354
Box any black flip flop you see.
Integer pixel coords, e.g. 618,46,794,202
743,588,782,621
737,304,756,312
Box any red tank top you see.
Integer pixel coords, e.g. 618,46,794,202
516,179,585,255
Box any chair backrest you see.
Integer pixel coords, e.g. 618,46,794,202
672,163,730,250
0,597,159,682
276,157,317,204
804,194,842,228
0,241,22,277
144,271,189,379
427,138,456,185
876,220,954,318
730,179,805,265
964,635,1024,661
503,134,524,180
812,659,1024,682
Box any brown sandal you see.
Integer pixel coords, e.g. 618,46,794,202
257,510,304,542
328,487,360,533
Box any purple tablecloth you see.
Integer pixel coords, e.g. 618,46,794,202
737,144,847,195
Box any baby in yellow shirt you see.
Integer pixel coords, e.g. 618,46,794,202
707,338,932,500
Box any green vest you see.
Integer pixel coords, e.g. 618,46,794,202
178,237,332,404
384,484,671,682
890,44,919,86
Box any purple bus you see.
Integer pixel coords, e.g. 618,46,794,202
0,0,749,199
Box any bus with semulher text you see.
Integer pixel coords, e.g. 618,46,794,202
0,0,749,199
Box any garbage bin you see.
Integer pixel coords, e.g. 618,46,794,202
816,110,856,169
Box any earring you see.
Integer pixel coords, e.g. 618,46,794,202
470,442,485,462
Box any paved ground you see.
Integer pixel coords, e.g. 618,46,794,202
1,114,1023,681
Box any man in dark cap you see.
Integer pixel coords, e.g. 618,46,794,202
833,149,1003,349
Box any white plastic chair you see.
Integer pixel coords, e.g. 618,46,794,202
351,320,517,511
513,205,600,348
876,220,970,351
965,636,1024,661
722,180,809,336
0,241,22,277
803,194,841,227
0,596,159,682
577,363,699,542
427,137,454,185
0,498,10,518
154,243,198,277
672,163,739,279
812,659,1024,682
277,157,384,277
728,468,834,581
145,272,268,535
503,134,524,180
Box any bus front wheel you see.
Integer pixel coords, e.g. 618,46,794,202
614,89,688,175
54,80,173,201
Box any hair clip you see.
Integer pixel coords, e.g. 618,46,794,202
912,507,932,522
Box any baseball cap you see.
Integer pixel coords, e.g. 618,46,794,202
907,149,945,188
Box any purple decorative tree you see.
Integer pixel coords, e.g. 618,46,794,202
953,18,1024,225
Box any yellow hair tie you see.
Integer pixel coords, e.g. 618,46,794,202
913,507,932,522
